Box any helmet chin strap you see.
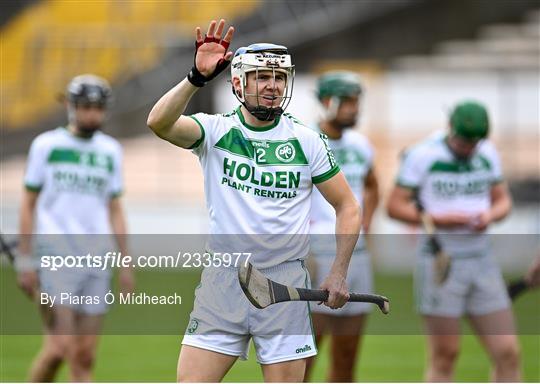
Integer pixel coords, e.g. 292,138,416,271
243,101,284,121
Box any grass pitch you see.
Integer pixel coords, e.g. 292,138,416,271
1,267,538,382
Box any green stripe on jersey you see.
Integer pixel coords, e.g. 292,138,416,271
312,165,340,184
48,148,114,172
429,157,491,173
25,183,42,192
334,148,366,166
214,128,309,166
187,116,205,149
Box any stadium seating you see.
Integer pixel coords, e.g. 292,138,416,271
1,0,259,130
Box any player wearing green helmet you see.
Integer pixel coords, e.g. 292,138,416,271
316,71,363,126
387,101,519,381
305,71,379,382
447,101,490,160
317,71,363,99
450,101,489,140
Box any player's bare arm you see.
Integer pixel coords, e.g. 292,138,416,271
109,197,135,294
17,189,39,298
316,172,361,309
147,19,234,148
387,186,471,227
386,186,421,225
524,255,540,288
361,168,379,233
469,182,512,231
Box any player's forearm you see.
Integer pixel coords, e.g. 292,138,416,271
332,200,361,276
362,188,379,232
18,193,37,255
387,199,421,225
109,199,129,256
489,192,512,222
147,78,199,137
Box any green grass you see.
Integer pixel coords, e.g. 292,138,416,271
1,267,538,382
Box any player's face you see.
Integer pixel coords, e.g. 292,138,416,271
72,102,106,135
447,134,480,159
331,96,360,128
244,70,286,108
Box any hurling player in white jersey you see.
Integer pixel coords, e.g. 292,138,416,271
387,101,520,381
147,19,361,382
17,75,134,382
305,72,379,382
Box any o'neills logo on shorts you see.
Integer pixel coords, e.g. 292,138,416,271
295,344,312,354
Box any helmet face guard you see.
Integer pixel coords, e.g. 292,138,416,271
231,44,295,121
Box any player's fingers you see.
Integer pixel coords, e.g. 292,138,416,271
195,27,203,43
223,26,235,43
206,19,216,37
224,51,233,61
335,289,349,308
215,19,225,39
326,291,338,308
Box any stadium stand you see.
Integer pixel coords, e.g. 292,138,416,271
1,1,538,204
1,1,259,130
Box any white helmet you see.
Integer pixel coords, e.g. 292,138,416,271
230,43,295,121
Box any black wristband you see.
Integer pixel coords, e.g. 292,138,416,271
187,66,207,87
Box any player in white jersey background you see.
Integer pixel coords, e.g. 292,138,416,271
304,72,379,382
147,19,361,382
387,101,520,381
17,74,134,382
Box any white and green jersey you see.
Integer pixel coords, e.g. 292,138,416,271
190,107,340,267
397,133,503,255
24,127,123,234
310,128,374,236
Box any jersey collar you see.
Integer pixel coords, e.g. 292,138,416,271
235,106,280,132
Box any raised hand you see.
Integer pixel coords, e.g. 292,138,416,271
195,19,234,77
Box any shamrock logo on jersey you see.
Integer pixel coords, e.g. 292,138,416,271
275,143,296,163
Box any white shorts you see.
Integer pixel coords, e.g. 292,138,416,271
39,269,111,315
310,248,373,316
415,253,510,317
181,260,317,364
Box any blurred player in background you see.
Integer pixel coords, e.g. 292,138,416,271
387,101,520,381
305,72,379,382
17,74,134,382
147,19,361,382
